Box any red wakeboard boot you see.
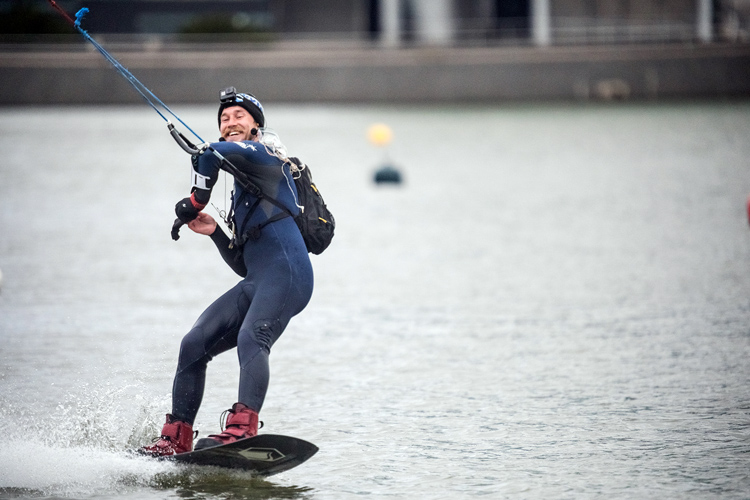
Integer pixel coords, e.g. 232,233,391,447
194,403,258,450
141,414,194,456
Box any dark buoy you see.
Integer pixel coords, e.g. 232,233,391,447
374,165,402,184
368,123,403,185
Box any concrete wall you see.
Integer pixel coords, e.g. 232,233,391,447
1,44,749,105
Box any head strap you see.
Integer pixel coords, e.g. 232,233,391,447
218,87,265,127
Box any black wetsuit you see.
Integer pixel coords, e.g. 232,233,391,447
170,140,314,424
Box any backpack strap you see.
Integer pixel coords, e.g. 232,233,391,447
231,176,297,247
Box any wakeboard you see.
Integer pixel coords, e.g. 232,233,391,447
170,434,318,476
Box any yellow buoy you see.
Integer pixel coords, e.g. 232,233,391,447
367,123,393,147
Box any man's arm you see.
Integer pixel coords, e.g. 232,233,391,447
175,151,222,223
188,213,247,277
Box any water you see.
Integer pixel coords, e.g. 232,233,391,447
1,102,749,499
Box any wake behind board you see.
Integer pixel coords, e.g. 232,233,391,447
171,434,318,476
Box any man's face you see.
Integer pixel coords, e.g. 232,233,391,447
220,105,259,142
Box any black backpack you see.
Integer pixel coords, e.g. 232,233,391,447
231,156,335,255
287,157,335,255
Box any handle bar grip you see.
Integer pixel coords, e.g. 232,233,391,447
171,218,185,241
168,122,202,155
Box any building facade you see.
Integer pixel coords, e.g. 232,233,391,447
3,0,748,45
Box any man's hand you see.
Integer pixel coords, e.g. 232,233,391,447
188,212,218,236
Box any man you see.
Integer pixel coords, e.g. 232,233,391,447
143,88,314,456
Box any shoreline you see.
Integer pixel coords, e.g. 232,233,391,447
2,43,749,104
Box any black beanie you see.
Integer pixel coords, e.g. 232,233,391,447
217,90,265,128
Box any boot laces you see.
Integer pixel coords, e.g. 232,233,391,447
149,429,198,444
218,408,263,432
219,409,230,432
148,434,174,447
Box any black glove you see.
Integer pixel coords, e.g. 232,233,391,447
175,196,200,223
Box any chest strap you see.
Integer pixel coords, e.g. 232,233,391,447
231,189,295,247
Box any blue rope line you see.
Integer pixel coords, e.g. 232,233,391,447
74,8,205,144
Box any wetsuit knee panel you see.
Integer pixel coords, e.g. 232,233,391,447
178,326,236,370
240,318,282,353
179,330,208,360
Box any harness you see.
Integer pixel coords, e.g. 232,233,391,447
224,155,335,255
229,180,297,247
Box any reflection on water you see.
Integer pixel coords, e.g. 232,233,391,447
149,470,313,500
0,466,313,500
1,102,749,499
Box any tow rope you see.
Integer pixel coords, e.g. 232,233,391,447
47,0,205,152
46,1,259,239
